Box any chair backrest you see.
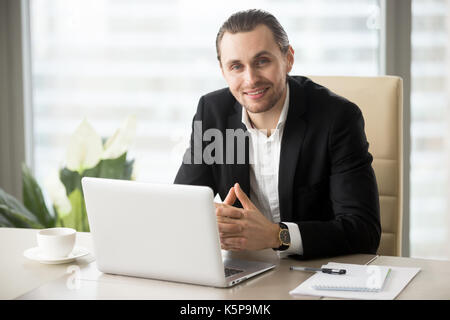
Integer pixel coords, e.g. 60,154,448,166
308,76,403,256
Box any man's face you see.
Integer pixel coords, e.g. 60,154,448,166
219,24,293,114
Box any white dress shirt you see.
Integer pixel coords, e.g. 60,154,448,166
241,83,303,255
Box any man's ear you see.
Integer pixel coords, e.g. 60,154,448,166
218,58,227,78
219,61,225,77
286,45,294,73
289,46,295,56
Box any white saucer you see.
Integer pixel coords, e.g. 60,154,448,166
23,246,90,264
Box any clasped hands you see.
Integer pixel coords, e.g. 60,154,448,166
215,183,280,251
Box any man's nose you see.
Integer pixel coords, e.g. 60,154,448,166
243,67,260,86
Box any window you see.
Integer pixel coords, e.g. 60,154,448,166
30,0,380,187
410,0,449,260
24,0,450,261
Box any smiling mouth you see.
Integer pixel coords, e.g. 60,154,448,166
244,87,269,98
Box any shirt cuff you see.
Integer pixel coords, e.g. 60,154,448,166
283,222,303,255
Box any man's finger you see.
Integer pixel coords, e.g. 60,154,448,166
215,202,234,209
220,232,242,238
217,216,242,225
217,222,242,234
221,237,246,249
221,243,241,251
216,206,243,219
234,183,256,210
223,186,237,206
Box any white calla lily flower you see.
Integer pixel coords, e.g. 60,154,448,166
102,115,137,160
44,171,72,216
66,119,103,172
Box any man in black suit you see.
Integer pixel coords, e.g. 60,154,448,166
174,9,380,259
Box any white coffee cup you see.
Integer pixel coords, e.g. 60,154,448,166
36,228,76,258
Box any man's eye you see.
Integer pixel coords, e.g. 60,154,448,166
256,59,269,66
231,64,241,71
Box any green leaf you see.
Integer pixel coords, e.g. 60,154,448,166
0,187,42,228
58,190,78,230
22,164,55,227
0,212,13,227
58,189,89,232
122,159,135,180
97,153,127,179
0,204,44,229
81,162,100,177
52,204,63,227
59,167,82,196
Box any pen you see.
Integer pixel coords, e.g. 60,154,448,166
289,266,346,275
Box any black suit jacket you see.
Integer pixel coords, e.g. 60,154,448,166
174,75,381,259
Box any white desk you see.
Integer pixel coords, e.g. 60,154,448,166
1,228,449,300
0,228,95,300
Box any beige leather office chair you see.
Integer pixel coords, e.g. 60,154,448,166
308,76,403,257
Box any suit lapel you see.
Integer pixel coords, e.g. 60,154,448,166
227,101,250,201
279,77,307,221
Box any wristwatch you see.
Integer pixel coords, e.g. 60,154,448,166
274,222,291,251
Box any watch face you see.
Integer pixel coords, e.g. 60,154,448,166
280,229,290,244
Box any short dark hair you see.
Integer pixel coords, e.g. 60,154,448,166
215,9,290,62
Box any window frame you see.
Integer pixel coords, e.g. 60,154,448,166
379,0,412,257
0,0,34,202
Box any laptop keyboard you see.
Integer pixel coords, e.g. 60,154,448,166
225,267,244,277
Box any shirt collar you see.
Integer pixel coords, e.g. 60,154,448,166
241,82,290,130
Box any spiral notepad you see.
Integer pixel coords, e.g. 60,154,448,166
307,263,391,292
290,262,420,299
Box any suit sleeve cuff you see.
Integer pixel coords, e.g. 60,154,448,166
283,222,304,255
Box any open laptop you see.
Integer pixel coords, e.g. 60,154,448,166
81,177,276,287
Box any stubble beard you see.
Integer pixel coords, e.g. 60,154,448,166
240,77,287,114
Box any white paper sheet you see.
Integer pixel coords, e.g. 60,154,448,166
289,262,421,300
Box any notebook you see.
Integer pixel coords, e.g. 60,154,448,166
306,262,391,292
290,262,421,300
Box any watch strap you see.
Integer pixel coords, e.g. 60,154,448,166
274,222,290,251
